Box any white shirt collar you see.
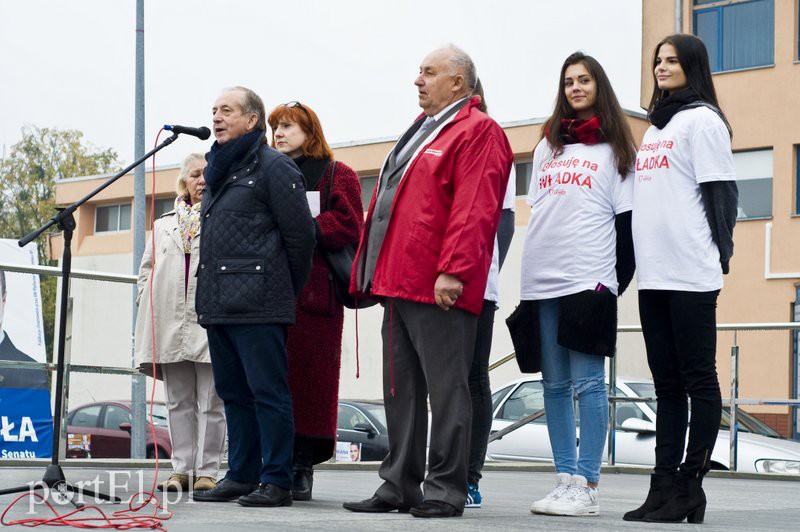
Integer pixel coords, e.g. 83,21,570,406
428,97,469,123
0,329,5,345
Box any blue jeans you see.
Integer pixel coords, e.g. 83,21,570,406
539,298,608,484
207,324,293,489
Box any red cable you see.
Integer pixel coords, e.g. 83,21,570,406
1,491,172,530
354,305,360,379
1,129,174,530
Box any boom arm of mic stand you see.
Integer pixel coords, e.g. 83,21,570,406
2,132,182,504
17,133,180,248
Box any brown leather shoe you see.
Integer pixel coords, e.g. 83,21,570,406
193,476,217,491
157,473,190,492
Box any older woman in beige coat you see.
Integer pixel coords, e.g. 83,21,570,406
134,153,225,492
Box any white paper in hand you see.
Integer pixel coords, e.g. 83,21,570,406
307,191,320,217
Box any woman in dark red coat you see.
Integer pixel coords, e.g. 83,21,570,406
268,101,363,501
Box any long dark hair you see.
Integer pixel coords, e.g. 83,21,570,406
541,52,635,176
647,34,724,116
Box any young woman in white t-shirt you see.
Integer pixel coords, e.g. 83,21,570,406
521,52,636,517
625,34,737,525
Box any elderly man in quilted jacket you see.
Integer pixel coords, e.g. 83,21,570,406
193,86,315,507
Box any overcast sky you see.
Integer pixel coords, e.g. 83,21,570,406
0,0,643,168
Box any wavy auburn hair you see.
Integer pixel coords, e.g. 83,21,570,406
541,52,635,176
267,103,334,160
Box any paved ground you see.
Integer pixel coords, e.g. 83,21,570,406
0,465,798,531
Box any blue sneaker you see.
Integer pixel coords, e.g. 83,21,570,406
465,483,482,508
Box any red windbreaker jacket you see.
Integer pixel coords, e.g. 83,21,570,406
350,97,513,315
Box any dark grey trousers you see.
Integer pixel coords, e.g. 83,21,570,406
374,298,478,510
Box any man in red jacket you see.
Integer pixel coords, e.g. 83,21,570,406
344,45,513,518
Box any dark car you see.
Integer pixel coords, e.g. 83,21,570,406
337,400,389,462
65,400,172,459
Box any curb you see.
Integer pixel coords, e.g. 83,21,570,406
2,459,799,482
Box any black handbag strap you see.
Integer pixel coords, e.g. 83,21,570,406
323,160,337,212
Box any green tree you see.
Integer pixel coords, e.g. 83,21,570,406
0,126,120,359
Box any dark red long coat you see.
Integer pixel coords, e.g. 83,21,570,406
286,159,363,463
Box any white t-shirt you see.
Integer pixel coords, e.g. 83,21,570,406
521,140,633,299
503,162,517,211
632,107,735,291
484,163,517,303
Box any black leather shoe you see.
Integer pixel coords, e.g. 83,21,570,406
410,500,463,518
292,467,313,501
192,478,258,502
342,495,410,513
237,484,293,507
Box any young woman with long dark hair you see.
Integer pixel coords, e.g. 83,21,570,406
624,34,737,524
521,52,636,517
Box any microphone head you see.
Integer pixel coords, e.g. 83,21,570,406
197,127,211,140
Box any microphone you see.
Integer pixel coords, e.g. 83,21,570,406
164,124,211,140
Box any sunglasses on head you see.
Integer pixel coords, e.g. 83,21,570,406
281,101,315,133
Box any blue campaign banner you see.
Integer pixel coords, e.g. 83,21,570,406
0,387,53,459
1,239,53,459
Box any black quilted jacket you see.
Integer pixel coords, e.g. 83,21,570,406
195,142,315,325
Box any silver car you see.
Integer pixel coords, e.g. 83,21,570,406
486,376,800,475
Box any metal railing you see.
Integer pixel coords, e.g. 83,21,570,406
486,321,800,472
3,261,800,471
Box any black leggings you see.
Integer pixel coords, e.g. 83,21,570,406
638,289,722,478
466,209,514,485
467,300,496,484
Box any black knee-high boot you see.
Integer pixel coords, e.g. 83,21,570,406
623,473,674,521
644,473,706,524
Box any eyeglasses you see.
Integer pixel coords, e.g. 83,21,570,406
283,101,312,119
281,101,315,134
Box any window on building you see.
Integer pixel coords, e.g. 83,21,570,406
153,197,174,219
693,0,774,72
95,203,131,232
733,149,773,220
360,175,378,211
515,161,532,197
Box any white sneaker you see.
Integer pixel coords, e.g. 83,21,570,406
530,473,572,514
547,474,599,516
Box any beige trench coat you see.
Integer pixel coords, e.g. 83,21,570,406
134,210,209,377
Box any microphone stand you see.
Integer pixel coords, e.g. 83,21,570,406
0,133,182,506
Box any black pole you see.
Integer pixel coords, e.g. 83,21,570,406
50,212,74,462
0,132,183,504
